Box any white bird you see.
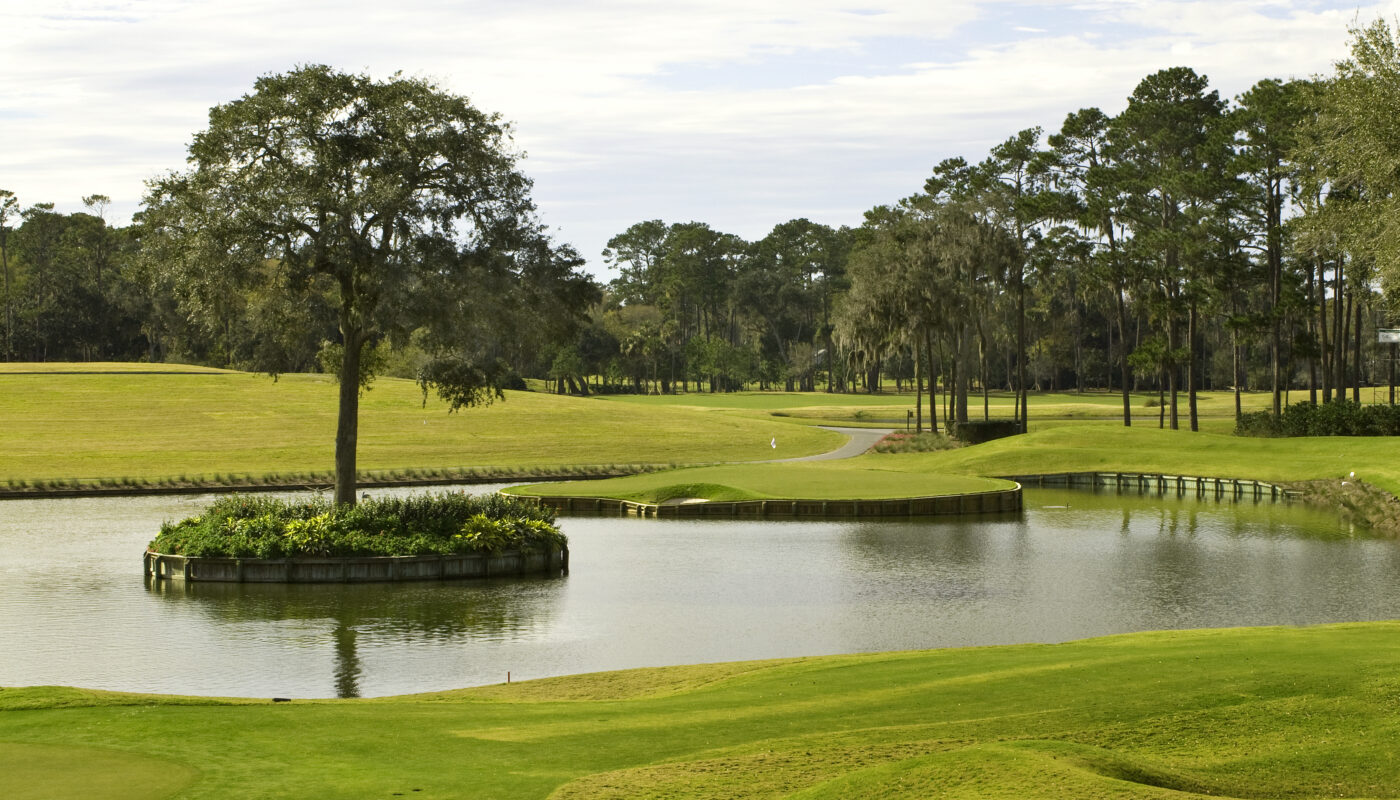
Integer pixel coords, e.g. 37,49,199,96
770,437,777,449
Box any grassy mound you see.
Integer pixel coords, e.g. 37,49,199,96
149,492,564,559
4,623,1400,798
507,462,1013,503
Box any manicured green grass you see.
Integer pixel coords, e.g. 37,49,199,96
858,424,1400,496
1,366,1394,505
0,742,198,800
0,361,229,374
5,622,1400,798
507,462,1011,503
0,365,840,482
599,388,1292,431
597,390,918,410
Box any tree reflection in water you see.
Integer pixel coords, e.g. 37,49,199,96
333,623,361,698
144,575,564,698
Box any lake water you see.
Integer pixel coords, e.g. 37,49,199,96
0,484,1393,698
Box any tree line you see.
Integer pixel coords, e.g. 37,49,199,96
4,23,1400,440
556,22,1400,434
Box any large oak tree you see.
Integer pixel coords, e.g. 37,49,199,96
145,65,586,505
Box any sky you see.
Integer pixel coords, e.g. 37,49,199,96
2,0,1396,278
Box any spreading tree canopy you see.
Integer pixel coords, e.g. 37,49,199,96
143,65,593,505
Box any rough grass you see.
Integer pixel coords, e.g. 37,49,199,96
4,623,1400,799
507,462,1010,503
0,366,840,483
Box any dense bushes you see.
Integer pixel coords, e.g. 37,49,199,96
149,492,565,559
1235,401,1400,437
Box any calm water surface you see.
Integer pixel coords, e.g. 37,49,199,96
0,484,1394,698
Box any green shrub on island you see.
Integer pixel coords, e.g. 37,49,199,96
1236,400,1400,437
149,492,565,559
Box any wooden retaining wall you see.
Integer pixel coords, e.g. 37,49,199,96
143,547,568,583
1002,472,1297,502
524,486,1022,519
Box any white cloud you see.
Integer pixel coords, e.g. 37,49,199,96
0,0,1394,271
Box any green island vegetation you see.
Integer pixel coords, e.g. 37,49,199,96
4,622,1400,798
148,493,564,559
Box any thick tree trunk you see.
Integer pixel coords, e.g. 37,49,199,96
334,329,363,507
1333,260,1345,400
980,330,989,421
1353,296,1364,404
1233,326,1242,423
956,325,970,424
914,337,923,433
1017,277,1027,432
1319,263,1331,403
947,354,958,425
1167,317,1179,430
1306,259,1317,405
1188,304,1199,432
1116,291,1131,426
926,332,938,434
0,228,10,359
1269,182,1283,419
1158,378,1165,429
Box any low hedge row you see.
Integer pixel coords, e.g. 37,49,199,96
149,492,565,560
1235,400,1400,437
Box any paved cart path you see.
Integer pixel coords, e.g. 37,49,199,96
762,426,895,463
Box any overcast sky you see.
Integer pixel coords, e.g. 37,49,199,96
2,1,1394,277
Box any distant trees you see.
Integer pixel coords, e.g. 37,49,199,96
596,218,850,394
7,22,1400,440
0,193,147,362
1110,66,1231,432
569,41,1396,419
0,190,17,358
828,49,1391,429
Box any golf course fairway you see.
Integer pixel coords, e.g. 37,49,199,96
3,622,1399,798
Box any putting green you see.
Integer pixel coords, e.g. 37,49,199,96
0,741,197,800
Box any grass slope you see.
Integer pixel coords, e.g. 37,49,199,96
0,366,840,482
508,462,1011,503
4,623,1400,798
3,368,1391,504
858,425,1400,497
